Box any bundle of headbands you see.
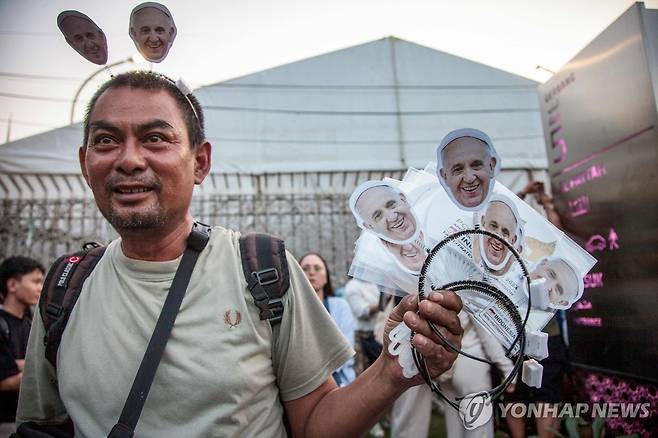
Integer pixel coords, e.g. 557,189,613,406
348,128,597,413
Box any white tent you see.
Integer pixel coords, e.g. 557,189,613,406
0,37,549,272
0,37,547,199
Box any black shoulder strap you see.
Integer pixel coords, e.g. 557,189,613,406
239,232,290,325
39,242,106,368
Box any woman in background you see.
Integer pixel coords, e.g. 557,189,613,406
299,253,357,387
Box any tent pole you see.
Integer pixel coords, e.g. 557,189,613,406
388,37,407,169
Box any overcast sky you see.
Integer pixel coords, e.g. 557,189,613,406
1,0,655,144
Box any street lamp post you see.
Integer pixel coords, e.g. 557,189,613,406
69,56,137,123
535,65,556,75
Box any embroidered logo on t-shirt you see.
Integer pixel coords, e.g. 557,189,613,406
224,310,241,328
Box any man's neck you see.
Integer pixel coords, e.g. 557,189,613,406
119,215,196,261
2,297,27,319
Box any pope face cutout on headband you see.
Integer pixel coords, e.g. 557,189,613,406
57,11,108,65
129,2,177,63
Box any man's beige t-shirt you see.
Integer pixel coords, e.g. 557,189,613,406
18,227,353,437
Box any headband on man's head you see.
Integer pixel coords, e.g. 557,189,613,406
57,10,108,65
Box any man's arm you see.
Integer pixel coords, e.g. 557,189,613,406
0,372,22,391
0,338,21,391
284,291,462,437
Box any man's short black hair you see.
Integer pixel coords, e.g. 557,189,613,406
0,256,45,302
83,71,205,148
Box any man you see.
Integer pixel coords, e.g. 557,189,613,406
17,71,463,437
437,128,500,210
129,2,177,63
350,181,419,244
0,257,44,435
530,257,581,308
477,194,523,276
344,278,382,373
57,11,108,65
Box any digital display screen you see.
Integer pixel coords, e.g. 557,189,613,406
538,5,658,382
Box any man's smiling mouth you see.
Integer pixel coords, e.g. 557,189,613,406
390,216,405,230
461,182,480,193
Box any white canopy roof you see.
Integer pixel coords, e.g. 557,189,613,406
0,37,547,196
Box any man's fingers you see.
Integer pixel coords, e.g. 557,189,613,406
410,334,456,372
388,294,419,324
427,290,463,313
402,310,462,350
416,298,463,337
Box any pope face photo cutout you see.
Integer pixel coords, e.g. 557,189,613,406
129,2,177,63
57,11,108,65
437,128,501,211
350,181,421,245
477,194,524,277
530,257,583,309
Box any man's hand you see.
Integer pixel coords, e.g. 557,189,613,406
285,291,462,438
517,181,544,199
382,291,463,386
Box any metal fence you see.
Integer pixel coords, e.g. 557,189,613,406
0,193,361,289
0,168,542,288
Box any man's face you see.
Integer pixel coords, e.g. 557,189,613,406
481,201,518,266
10,269,44,307
80,87,208,233
60,16,107,65
439,137,496,208
356,186,416,242
531,259,579,307
131,8,175,62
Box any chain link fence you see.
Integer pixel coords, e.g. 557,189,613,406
1,193,360,288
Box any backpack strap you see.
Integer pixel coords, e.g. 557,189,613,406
239,233,290,325
39,243,106,368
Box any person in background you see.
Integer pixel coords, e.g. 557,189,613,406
345,278,382,374
517,181,563,229
0,257,45,437
439,312,515,438
300,253,357,387
506,180,571,438
345,277,385,437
